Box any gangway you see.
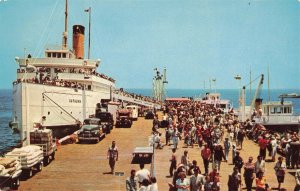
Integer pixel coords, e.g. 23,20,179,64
112,93,161,109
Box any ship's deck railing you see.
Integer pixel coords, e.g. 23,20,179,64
16,67,115,83
256,115,300,124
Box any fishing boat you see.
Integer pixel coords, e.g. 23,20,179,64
10,0,115,145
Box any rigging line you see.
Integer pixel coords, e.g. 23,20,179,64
44,98,70,122
43,92,78,121
37,0,64,57
45,97,72,122
243,74,262,88
33,0,60,58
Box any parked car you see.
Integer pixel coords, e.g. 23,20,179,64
96,112,114,134
145,110,155,120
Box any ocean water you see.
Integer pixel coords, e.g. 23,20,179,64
1,88,300,154
128,88,300,114
0,89,20,155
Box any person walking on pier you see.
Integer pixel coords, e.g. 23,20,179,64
258,136,269,160
201,143,212,175
255,155,266,177
181,150,190,174
244,156,255,191
255,171,267,191
227,167,241,191
190,168,205,191
233,151,244,173
172,127,180,149
224,137,231,161
176,171,190,191
169,148,177,177
126,169,138,191
107,140,118,174
274,156,286,190
269,136,278,162
213,144,225,172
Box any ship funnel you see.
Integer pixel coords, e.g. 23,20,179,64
73,25,85,59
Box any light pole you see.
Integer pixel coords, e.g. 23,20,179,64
85,7,91,59
212,78,216,93
234,75,242,111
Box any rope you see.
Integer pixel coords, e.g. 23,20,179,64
33,0,60,58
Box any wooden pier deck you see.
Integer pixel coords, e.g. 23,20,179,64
19,115,296,191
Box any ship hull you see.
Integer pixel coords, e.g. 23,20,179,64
262,123,300,133
12,82,111,145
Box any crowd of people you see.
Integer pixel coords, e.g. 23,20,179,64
147,100,300,191
14,66,115,85
114,89,162,105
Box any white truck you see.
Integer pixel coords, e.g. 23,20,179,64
126,105,139,121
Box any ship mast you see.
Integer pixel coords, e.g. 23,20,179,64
62,0,68,49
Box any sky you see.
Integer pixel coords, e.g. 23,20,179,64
0,0,299,90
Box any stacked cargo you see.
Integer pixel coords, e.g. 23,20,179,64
5,145,43,169
0,158,21,176
0,158,22,189
30,129,54,157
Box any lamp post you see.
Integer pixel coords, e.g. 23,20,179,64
212,78,216,93
85,7,91,59
234,75,242,111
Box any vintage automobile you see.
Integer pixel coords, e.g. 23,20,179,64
116,109,132,128
144,110,155,120
78,118,106,143
96,112,114,134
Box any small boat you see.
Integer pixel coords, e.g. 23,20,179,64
278,93,300,98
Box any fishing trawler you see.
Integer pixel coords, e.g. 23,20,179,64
9,1,115,145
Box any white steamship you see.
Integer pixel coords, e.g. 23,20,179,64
10,2,115,145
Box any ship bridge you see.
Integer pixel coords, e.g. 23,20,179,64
112,92,161,109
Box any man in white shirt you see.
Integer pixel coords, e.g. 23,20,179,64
254,155,266,177
190,168,205,191
136,163,151,184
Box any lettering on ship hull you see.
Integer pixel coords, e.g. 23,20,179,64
69,99,82,103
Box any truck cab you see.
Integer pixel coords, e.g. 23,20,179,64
78,118,105,143
116,109,132,128
95,112,114,134
126,105,139,121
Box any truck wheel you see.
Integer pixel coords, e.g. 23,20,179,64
11,177,20,189
44,156,50,165
37,162,43,171
26,169,33,178
51,152,56,160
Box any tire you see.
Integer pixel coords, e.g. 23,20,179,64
51,152,55,160
11,178,20,189
44,156,50,165
37,162,43,171
26,169,33,178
